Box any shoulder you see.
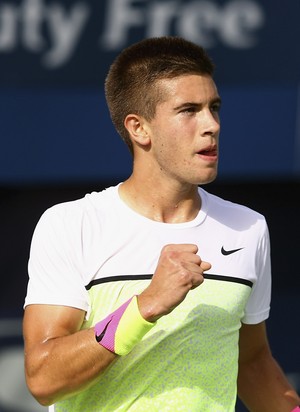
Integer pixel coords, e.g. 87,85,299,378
35,184,121,236
200,187,265,218
43,184,119,218
199,187,268,233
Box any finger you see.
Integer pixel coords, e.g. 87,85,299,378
163,244,198,254
200,260,211,271
181,253,211,269
184,259,211,275
190,273,205,289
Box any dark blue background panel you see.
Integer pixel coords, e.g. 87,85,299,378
0,85,298,184
0,89,132,184
218,85,299,179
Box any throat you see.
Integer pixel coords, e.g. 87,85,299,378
119,181,201,223
152,203,198,223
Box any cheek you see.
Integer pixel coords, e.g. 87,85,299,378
151,121,190,159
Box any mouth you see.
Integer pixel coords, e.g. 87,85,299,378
197,145,218,160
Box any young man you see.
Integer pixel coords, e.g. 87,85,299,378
23,36,300,411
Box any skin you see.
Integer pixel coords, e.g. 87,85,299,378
23,74,299,409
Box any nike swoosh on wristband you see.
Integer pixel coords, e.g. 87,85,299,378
221,246,244,256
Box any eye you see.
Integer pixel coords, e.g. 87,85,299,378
180,106,197,115
210,102,221,114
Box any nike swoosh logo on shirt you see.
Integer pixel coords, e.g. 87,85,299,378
221,246,244,256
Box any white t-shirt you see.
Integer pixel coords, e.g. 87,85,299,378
24,185,271,411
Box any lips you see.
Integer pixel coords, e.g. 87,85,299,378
197,146,217,156
199,149,217,156
196,145,218,161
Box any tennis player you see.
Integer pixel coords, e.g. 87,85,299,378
23,36,300,411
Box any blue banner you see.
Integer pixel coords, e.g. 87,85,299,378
0,0,299,87
0,0,299,183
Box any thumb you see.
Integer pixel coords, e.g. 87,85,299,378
200,260,211,271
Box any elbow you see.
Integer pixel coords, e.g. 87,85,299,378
26,376,56,407
24,346,60,406
25,359,59,406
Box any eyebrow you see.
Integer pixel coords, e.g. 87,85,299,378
173,97,222,111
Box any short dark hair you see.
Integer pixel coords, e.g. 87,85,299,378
105,36,215,155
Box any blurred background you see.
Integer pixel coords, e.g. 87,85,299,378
0,0,299,411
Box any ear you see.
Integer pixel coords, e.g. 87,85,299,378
124,114,151,147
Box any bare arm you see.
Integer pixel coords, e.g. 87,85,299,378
23,304,117,406
238,321,300,412
24,243,210,406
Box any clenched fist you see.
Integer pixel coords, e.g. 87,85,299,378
138,244,211,322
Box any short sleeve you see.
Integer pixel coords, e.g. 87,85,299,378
242,219,272,324
24,204,90,314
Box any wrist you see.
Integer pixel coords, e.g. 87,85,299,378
94,295,156,356
137,295,161,322
137,292,171,322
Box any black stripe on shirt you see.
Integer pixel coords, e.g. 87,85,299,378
85,273,253,290
204,274,253,288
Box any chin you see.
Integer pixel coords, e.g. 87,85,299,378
195,170,218,186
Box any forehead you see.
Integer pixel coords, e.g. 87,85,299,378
156,74,219,103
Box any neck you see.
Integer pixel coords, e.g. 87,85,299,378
119,176,201,224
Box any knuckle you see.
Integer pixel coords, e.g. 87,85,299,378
162,246,179,261
178,268,192,283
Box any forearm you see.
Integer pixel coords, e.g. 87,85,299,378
25,296,156,406
238,352,300,412
25,327,116,406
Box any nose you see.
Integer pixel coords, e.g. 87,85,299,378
200,108,220,136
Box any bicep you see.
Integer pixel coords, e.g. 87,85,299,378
239,321,271,364
23,304,86,347
238,322,272,402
